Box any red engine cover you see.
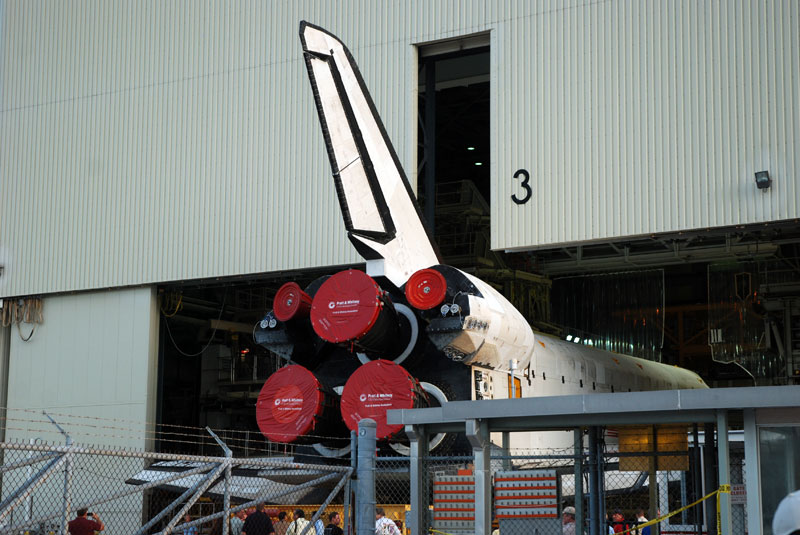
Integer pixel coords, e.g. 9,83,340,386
273,282,312,322
340,360,427,440
310,269,384,343
255,365,324,443
405,268,447,310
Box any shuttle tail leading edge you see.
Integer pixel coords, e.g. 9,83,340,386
299,21,439,287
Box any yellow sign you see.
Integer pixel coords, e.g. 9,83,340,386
617,424,689,471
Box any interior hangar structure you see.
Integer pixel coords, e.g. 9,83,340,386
0,1,799,452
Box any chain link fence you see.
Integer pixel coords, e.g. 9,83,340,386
0,440,351,535
371,428,745,535
0,410,747,535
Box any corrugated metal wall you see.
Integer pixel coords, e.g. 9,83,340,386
494,0,800,250
2,1,798,297
0,1,500,298
4,286,159,447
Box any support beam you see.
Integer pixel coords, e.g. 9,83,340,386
406,425,429,535
716,411,732,535
467,419,491,535
357,420,377,535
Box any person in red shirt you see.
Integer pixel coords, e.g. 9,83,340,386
67,508,104,535
611,511,630,534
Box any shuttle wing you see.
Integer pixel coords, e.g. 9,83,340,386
299,21,439,287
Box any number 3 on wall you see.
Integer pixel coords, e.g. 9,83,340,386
511,169,532,205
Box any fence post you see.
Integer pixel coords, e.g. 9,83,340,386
467,419,491,535
344,430,357,535
207,427,232,535
574,428,584,534
703,422,717,532
588,426,599,535
356,419,376,535
716,411,731,535
649,426,659,535
406,425,428,535
43,412,72,535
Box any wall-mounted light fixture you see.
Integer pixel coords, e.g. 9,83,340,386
755,170,772,190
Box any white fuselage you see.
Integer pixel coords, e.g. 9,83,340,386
471,332,707,450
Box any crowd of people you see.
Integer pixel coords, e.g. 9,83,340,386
173,505,348,535
65,491,800,535
560,506,652,535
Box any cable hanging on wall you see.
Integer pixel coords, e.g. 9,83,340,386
162,290,228,358
1,297,43,342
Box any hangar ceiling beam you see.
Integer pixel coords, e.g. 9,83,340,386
537,242,778,275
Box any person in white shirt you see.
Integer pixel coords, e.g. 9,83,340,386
634,509,651,535
562,506,576,535
375,508,401,535
230,509,246,535
287,510,311,535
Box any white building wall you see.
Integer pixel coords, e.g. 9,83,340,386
4,286,159,448
1,1,798,297
494,0,800,250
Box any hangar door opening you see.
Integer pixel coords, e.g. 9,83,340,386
417,36,490,267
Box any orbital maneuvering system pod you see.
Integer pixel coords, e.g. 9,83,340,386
253,22,707,457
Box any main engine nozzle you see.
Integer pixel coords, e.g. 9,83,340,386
340,360,429,440
310,269,411,359
255,365,348,445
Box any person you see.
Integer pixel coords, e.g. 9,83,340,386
243,503,275,535
287,509,310,535
67,508,104,535
611,511,630,534
634,509,650,535
274,511,290,535
604,513,614,535
773,490,800,535
182,513,198,535
562,506,576,535
325,512,344,535
375,507,401,535
315,517,325,535
231,509,247,535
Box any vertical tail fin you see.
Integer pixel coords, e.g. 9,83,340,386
299,22,439,287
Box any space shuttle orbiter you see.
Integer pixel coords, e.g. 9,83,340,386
297,21,535,372
252,22,707,456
